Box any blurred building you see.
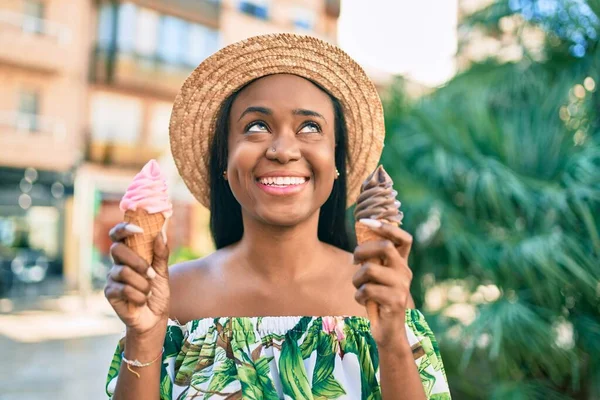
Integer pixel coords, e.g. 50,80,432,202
0,0,341,296
0,0,91,295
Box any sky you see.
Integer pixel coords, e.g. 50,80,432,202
338,0,459,87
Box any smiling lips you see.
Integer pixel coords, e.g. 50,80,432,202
258,176,307,186
256,175,310,195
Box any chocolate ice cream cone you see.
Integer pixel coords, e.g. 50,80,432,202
355,219,399,325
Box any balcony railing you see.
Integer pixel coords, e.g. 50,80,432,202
0,9,71,44
0,110,73,170
0,9,71,71
91,47,195,96
0,111,67,139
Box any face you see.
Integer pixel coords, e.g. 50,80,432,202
226,74,337,226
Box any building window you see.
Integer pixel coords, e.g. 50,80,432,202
185,24,220,67
135,8,159,58
97,3,115,50
116,2,137,53
149,102,172,149
239,0,269,20
95,3,219,68
292,7,315,31
90,92,142,145
17,89,40,133
157,16,188,65
22,0,44,34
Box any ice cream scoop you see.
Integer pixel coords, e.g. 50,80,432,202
354,165,403,326
354,165,403,224
120,159,173,218
120,160,172,265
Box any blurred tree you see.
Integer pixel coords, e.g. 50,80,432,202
381,1,600,398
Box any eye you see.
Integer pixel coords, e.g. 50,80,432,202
299,122,321,134
246,121,269,133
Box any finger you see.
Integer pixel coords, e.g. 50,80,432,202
110,242,152,278
357,219,413,259
352,263,399,289
354,240,402,268
104,282,148,307
151,233,170,278
354,283,408,310
109,222,145,243
108,265,151,295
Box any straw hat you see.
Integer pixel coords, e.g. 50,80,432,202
169,33,385,208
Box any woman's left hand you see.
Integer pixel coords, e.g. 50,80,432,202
352,219,414,349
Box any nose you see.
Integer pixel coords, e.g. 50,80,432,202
266,132,301,164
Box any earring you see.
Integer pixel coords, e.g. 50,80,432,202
222,170,228,180
335,168,340,179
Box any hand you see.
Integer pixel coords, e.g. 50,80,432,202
104,222,170,335
352,219,414,349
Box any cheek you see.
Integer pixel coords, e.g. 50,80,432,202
306,143,336,176
227,143,261,196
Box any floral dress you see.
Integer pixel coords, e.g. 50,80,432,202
106,309,451,399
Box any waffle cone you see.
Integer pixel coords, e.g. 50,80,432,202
355,219,399,325
124,209,166,266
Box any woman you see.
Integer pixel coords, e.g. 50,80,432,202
105,34,450,399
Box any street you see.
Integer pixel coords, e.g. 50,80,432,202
0,293,123,400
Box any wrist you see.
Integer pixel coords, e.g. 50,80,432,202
377,331,412,357
125,320,167,358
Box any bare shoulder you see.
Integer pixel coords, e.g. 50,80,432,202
323,243,359,279
167,249,227,322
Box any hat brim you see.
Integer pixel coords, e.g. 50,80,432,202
169,33,385,209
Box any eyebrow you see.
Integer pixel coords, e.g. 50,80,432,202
293,108,327,124
237,106,327,124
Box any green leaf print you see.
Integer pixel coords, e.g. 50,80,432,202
165,324,184,349
190,371,212,387
356,333,380,400
175,341,214,385
107,346,122,381
430,393,452,400
233,318,257,350
300,320,321,358
312,333,337,387
205,358,237,399
312,335,345,400
312,375,346,399
255,356,280,400
238,363,263,400
419,368,436,397
279,335,314,400
160,374,172,398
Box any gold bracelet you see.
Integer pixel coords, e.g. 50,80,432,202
121,347,164,378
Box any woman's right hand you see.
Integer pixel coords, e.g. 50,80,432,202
104,222,171,335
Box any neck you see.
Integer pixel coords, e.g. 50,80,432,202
236,211,325,281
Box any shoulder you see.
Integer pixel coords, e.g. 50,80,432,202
322,243,359,280
325,242,355,267
167,249,229,322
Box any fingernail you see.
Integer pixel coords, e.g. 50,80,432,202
161,222,168,244
359,218,382,229
124,224,144,234
147,267,157,279
394,200,401,208
148,290,153,298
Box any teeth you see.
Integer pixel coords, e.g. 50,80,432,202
259,177,307,186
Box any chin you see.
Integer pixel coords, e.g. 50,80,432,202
256,204,313,227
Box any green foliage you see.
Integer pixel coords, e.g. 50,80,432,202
381,2,600,398
169,246,202,264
